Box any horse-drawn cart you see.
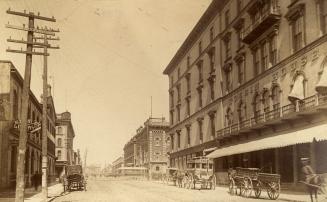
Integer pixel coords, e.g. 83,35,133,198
184,156,216,190
229,167,280,200
162,167,178,185
63,165,87,192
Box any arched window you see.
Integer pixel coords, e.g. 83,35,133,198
288,74,305,102
57,150,62,160
226,107,233,126
253,93,261,121
13,90,18,119
57,138,62,147
272,85,281,109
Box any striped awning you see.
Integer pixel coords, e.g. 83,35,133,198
207,124,327,159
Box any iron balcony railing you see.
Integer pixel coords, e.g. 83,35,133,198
216,93,327,138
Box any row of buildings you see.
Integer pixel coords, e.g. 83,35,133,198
162,0,327,188
0,61,80,189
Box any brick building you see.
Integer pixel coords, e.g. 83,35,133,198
0,61,56,188
163,0,327,188
123,117,170,179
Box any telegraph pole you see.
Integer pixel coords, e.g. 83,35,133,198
5,9,57,202
34,34,59,201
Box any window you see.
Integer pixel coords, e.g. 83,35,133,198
57,138,62,147
209,113,216,139
57,126,62,134
210,26,214,41
13,90,18,119
225,39,231,59
186,126,191,146
171,134,174,150
198,119,203,143
57,150,62,160
177,131,181,149
155,137,160,146
209,50,215,72
261,41,269,71
198,88,203,108
225,68,232,92
225,10,230,28
292,16,304,52
186,73,191,93
262,90,270,113
177,106,180,122
272,86,281,109
187,56,191,68
170,110,174,125
170,90,174,108
237,27,244,49
186,98,190,116
177,85,181,103
198,41,202,55
253,94,261,121
156,166,160,171
237,59,245,85
209,80,215,101
254,48,261,76
226,108,233,126
238,101,246,128
269,35,277,66
198,62,203,83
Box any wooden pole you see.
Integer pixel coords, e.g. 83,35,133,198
41,35,48,201
15,14,34,202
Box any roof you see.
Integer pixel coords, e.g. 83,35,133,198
163,0,227,75
207,123,327,159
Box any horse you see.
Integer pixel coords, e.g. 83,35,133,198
301,173,327,202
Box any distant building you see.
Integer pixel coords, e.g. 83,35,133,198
112,156,124,175
85,164,101,177
55,111,76,177
163,0,327,188
0,61,56,188
123,117,170,180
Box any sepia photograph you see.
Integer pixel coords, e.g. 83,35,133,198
0,0,327,201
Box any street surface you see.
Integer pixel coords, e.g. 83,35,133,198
52,178,311,202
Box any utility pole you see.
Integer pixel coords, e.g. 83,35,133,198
5,9,57,202
34,34,59,201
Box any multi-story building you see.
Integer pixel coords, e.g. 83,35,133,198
123,117,170,179
0,61,56,188
55,111,76,177
163,0,327,188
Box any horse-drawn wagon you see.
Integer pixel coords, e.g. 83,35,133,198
162,167,179,185
228,167,280,200
63,165,87,192
184,156,216,190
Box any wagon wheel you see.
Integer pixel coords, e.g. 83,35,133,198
211,175,216,190
240,177,253,198
253,181,261,198
229,178,236,195
267,181,280,200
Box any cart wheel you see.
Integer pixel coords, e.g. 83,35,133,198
267,181,280,200
211,175,216,190
240,177,253,198
229,178,236,195
253,181,261,198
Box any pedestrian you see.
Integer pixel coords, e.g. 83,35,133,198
301,157,319,184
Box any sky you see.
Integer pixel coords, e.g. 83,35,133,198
0,0,212,166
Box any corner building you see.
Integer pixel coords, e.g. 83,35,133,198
163,0,327,188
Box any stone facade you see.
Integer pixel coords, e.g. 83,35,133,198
163,0,327,189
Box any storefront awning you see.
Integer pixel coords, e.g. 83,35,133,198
207,124,327,159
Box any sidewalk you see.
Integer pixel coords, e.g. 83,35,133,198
0,183,64,202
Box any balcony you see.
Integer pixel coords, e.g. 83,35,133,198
242,6,281,44
216,93,327,139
